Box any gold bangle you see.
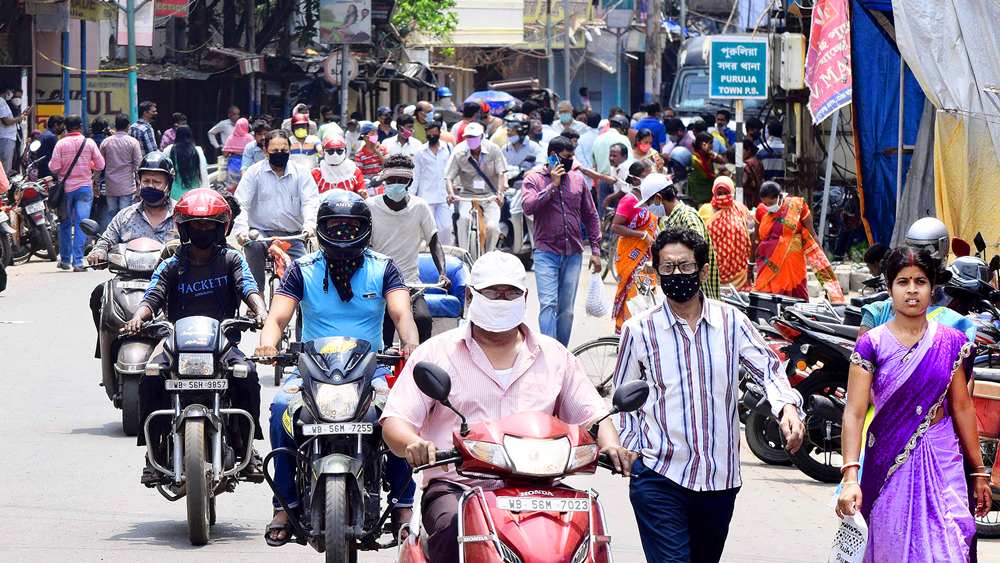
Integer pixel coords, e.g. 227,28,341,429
842,481,859,488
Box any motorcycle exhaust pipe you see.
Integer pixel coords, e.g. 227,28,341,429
740,386,773,418
806,394,844,424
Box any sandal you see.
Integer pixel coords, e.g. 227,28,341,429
241,448,265,483
264,522,296,547
141,461,167,488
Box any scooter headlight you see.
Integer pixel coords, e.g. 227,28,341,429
314,381,361,421
502,436,571,477
177,353,214,377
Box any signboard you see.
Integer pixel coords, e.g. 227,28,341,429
36,74,128,127
239,57,266,75
155,0,189,18
117,4,153,47
804,0,852,124
70,0,117,21
369,0,395,25
323,54,359,86
319,0,372,44
34,104,65,132
709,38,769,99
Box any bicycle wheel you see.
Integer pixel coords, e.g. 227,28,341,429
571,336,621,400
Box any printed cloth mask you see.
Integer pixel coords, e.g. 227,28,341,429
660,272,702,303
400,130,413,139
468,289,526,332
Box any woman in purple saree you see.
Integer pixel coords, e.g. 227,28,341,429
837,248,991,562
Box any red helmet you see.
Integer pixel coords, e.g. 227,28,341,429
291,113,310,126
175,188,233,246
323,134,347,150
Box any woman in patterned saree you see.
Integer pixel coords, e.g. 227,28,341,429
609,176,657,333
701,176,752,290
837,248,992,563
754,181,844,302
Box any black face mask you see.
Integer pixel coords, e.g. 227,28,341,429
426,135,439,145
268,151,290,168
660,272,702,303
559,157,574,171
188,227,217,249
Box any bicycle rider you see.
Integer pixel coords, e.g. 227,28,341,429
444,121,508,253
233,129,320,288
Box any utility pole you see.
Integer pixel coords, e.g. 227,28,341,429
546,0,554,92
563,0,571,102
645,0,662,104
678,0,687,67
109,0,153,121
340,44,350,129
62,7,70,116
80,20,88,129
248,0,256,115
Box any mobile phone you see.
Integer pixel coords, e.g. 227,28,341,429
548,154,560,169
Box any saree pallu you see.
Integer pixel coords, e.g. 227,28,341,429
613,209,656,333
754,197,844,302
851,323,976,563
706,201,752,291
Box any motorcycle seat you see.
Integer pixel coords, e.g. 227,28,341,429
785,310,859,341
975,366,1000,385
417,255,470,318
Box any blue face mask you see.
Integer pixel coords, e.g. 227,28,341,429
508,134,520,145
559,113,573,124
384,183,408,202
139,186,168,207
647,204,666,217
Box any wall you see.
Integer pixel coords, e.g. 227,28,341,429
35,20,101,75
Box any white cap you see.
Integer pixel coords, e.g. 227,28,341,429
637,173,673,206
470,251,527,291
402,104,416,116
463,122,484,138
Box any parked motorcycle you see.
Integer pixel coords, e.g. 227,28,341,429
138,315,263,545
397,361,649,563
257,337,406,562
5,140,58,265
80,218,166,436
499,155,537,271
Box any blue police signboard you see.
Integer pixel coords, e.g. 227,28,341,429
709,38,769,99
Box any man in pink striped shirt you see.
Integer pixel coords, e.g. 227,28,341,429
50,114,105,270
381,251,636,563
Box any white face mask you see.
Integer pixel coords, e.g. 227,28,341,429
10,98,21,107
1,91,10,101
764,196,783,213
468,289,526,333
324,151,347,166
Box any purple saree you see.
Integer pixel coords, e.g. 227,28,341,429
851,322,975,562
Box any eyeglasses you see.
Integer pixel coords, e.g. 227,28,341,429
325,147,346,156
658,262,700,275
477,287,525,300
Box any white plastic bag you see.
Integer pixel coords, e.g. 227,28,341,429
585,273,611,317
828,512,868,563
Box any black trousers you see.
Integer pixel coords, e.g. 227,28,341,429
382,289,432,348
90,284,103,358
421,480,465,563
137,347,263,454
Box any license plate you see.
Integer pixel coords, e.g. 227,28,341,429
165,379,229,391
495,496,591,513
0,211,7,222
302,422,374,436
119,280,150,290
25,202,45,214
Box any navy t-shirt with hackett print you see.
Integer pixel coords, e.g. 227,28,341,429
141,247,259,323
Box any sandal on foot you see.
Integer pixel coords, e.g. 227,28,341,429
141,463,167,488
241,448,265,483
264,522,296,547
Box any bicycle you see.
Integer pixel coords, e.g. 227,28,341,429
242,230,311,386
453,195,499,262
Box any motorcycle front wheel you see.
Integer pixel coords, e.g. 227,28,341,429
744,412,793,466
185,418,211,545
324,474,356,563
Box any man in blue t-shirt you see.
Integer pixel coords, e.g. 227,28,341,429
633,102,667,152
255,189,420,546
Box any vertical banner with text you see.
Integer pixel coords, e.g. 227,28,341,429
117,3,154,47
804,0,852,124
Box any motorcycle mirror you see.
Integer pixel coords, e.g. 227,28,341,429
28,139,41,153
524,155,536,163
952,237,971,257
990,255,1000,272
975,233,987,254
413,361,452,402
612,380,650,414
79,218,100,237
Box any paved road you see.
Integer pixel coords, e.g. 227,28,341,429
2,256,997,562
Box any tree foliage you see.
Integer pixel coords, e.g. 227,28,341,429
392,0,460,42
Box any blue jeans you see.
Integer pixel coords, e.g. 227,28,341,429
533,250,582,347
106,194,135,225
629,459,739,563
59,188,94,267
269,368,416,510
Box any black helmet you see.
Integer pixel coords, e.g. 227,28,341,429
137,151,175,182
503,112,531,139
609,115,630,132
316,190,372,260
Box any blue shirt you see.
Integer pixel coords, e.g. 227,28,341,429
241,141,266,171
634,116,667,152
861,300,977,342
37,128,59,179
277,249,407,348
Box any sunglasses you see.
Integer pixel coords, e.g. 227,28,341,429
325,147,346,156
477,287,525,301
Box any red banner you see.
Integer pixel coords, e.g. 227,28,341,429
155,0,188,17
804,0,852,124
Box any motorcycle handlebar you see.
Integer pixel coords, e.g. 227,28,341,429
221,316,260,332
241,231,310,247
413,448,462,472
376,352,406,365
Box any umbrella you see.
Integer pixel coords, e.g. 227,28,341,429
464,91,521,116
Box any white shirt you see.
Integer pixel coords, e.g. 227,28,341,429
613,299,804,492
232,160,320,235
611,157,636,193
207,118,237,149
413,142,453,204
576,127,599,169
367,194,437,284
381,135,422,157
0,99,15,140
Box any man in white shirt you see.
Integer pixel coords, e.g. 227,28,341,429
207,106,240,156
575,112,601,170
381,114,421,157
367,154,450,345
233,130,321,288
412,120,454,245
0,83,31,173
550,100,588,136
613,226,804,563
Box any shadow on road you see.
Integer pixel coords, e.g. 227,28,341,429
68,421,124,437
107,519,261,549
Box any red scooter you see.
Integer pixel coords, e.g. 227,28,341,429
397,362,649,563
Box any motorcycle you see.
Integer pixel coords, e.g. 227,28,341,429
499,155,537,272
138,315,263,545
257,337,407,562
5,140,58,265
80,218,166,436
397,361,649,563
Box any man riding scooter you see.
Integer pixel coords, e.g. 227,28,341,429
253,189,421,546
122,188,268,485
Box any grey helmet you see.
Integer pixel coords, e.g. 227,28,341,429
904,217,950,260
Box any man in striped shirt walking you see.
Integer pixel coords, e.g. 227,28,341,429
612,226,805,563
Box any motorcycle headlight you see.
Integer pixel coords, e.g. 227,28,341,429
566,444,599,471
178,353,214,377
314,381,361,421
125,250,160,273
502,436,571,477
463,440,511,471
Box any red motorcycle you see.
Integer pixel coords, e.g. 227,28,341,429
397,362,648,563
